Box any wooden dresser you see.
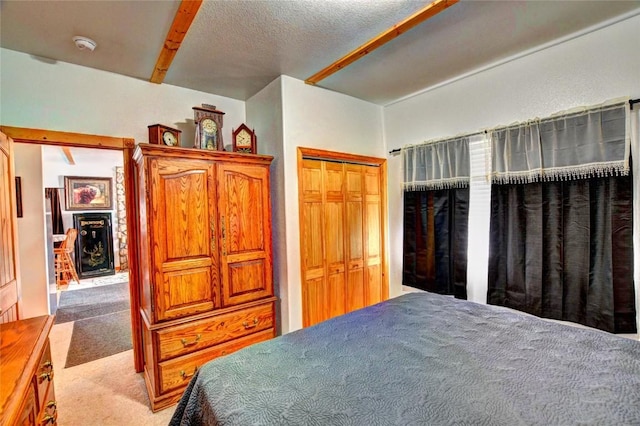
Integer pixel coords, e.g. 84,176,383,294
0,315,57,425
133,144,276,411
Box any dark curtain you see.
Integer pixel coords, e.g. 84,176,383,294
488,174,635,333
45,188,64,235
403,188,469,299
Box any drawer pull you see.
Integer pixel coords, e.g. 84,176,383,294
180,367,198,380
180,334,202,348
41,412,57,424
242,318,259,329
45,400,57,414
42,360,53,371
39,371,54,383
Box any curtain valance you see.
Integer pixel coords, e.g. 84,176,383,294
490,100,630,184
402,137,470,191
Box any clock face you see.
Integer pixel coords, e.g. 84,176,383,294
162,130,177,146
236,129,252,147
202,118,217,135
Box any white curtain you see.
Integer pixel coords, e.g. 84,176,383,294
402,136,470,191
490,100,630,184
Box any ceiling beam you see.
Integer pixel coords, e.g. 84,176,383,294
62,147,75,165
150,0,203,84
305,0,459,85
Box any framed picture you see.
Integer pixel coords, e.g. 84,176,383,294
64,176,113,210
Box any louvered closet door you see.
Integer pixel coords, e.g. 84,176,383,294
217,162,273,307
300,156,386,327
149,158,219,322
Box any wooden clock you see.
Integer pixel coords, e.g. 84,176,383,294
193,104,225,150
148,124,181,147
232,124,257,154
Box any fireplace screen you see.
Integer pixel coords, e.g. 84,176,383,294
73,212,115,278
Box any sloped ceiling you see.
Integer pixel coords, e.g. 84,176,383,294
1,0,639,106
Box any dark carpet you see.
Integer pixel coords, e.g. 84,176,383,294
55,281,130,324
65,309,132,368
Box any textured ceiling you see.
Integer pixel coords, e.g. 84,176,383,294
1,0,639,106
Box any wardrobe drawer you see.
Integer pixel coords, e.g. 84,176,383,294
155,301,274,361
158,329,274,394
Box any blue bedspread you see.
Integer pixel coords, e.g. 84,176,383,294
170,292,640,425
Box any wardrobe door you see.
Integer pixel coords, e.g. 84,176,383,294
217,162,273,307
149,157,219,321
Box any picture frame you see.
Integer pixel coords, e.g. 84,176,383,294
64,176,113,211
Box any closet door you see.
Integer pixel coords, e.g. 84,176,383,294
324,162,346,319
217,162,273,307
364,166,384,305
148,157,219,322
299,150,387,328
345,164,365,312
300,159,327,326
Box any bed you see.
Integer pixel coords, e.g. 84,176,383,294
169,291,640,425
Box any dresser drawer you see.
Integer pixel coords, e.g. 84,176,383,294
35,341,54,407
158,328,274,394
155,301,274,361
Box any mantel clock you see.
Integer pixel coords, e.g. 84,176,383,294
232,124,257,154
148,124,181,147
193,105,225,150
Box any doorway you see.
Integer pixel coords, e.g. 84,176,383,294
0,125,143,371
38,145,125,294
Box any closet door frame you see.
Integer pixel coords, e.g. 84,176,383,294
297,147,388,327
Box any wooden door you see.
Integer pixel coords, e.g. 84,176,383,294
300,159,326,326
148,157,219,322
364,166,384,305
0,131,20,323
345,164,365,312
299,149,388,328
217,162,273,307
324,162,347,319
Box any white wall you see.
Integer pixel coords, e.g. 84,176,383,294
13,144,49,318
384,15,640,326
278,76,385,332
0,48,246,147
1,48,247,317
246,77,286,333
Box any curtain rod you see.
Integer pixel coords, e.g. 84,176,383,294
388,97,639,155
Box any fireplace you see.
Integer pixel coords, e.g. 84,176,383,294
73,212,115,279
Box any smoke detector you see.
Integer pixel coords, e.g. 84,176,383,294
72,36,97,52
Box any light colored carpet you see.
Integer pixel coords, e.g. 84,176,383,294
50,318,176,424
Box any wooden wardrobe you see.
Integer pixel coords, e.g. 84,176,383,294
134,144,276,411
298,148,388,327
